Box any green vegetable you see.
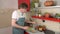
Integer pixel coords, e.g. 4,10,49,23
27,27,33,31
30,2,35,9
28,28,32,31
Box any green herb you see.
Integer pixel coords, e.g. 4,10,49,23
30,2,35,9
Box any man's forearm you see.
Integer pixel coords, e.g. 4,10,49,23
25,20,33,24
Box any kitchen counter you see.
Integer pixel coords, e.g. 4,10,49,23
27,31,45,34
27,29,56,34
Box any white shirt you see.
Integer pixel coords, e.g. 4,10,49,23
12,10,27,21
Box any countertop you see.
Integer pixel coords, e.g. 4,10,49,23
27,30,45,34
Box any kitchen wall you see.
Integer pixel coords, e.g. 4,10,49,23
39,0,60,7
0,0,18,9
40,7,60,15
0,0,18,28
55,0,60,5
0,9,15,28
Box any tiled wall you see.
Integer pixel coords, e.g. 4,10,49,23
0,0,18,28
0,0,18,9
0,9,15,28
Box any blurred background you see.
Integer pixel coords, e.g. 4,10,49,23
0,0,60,34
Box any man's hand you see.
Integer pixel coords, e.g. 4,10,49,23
22,26,29,30
32,22,36,24
25,19,36,24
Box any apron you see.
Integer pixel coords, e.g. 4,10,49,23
13,18,25,34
